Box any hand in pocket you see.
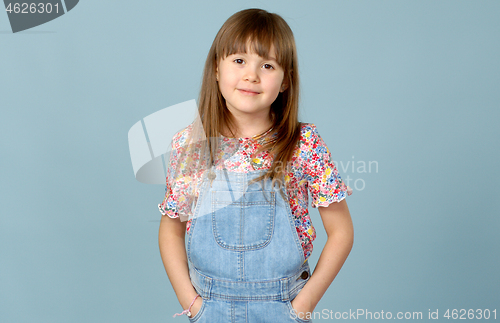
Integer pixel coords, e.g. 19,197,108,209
188,297,203,318
291,297,312,321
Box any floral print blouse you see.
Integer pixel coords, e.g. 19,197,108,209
158,123,352,260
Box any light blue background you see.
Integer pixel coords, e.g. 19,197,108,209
1,1,499,322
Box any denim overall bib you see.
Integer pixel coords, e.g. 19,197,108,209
186,168,312,323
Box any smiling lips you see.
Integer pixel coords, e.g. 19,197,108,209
238,88,260,96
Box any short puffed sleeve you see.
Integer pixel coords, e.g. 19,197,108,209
158,126,199,219
301,124,351,207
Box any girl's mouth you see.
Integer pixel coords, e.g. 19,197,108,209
238,89,260,96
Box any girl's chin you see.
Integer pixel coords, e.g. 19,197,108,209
227,106,271,116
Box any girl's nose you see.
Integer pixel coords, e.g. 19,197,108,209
243,67,259,83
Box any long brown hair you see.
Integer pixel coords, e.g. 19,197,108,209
198,8,301,186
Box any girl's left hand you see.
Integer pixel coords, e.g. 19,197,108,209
291,296,313,319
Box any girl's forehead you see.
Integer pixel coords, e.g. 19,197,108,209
224,41,277,60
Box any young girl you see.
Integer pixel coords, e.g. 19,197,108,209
158,8,353,322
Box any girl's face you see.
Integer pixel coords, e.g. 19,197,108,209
217,46,286,121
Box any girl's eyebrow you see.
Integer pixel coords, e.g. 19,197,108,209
230,52,277,62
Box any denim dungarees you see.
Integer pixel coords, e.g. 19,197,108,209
186,168,312,323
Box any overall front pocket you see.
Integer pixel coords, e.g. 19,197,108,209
211,190,275,250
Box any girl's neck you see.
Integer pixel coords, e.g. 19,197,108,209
228,115,273,139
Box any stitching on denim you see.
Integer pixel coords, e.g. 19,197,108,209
287,301,312,323
239,198,243,254
230,301,235,322
213,201,272,205
208,294,282,301
289,279,307,297
281,278,288,301
280,184,306,263
245,300,248,322
205,276,212,300
211,191,275,251
241,251,245,281
187,178,209,264
191,266,310,303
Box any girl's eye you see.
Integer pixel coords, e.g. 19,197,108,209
234,58,244,64
263,64,274,70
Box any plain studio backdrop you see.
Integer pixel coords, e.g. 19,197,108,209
1,1,498,322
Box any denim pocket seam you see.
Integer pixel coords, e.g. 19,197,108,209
211,191,275,251
286,300,313,323
188,298,207,322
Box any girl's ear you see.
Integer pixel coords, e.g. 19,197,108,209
280,72,290,92
216,66,219,81
280,81,288,92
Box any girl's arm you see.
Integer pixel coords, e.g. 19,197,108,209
158,216,203,317
291,199,354,317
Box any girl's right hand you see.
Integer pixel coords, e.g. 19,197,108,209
189,297,203,318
